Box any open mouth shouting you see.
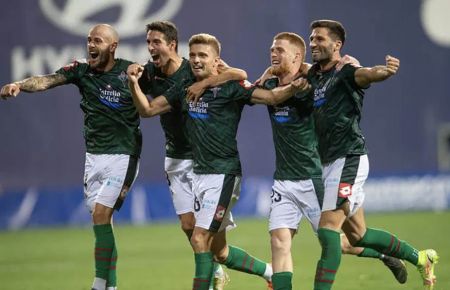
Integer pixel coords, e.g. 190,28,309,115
151,53,161,66
88,50,99,65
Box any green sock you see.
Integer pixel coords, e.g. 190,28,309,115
93,224,115,281
193,252,214,290
107,244,118,287
357,248,382,259
224,245,267,277
272,272,293,290
355,228,419,265
314,228,341,290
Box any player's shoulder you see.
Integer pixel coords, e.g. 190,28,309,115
58,59,89,76
115,58,135,69
307,63,321,78
262,76,279,89
62,58,88,70
223,79,254,90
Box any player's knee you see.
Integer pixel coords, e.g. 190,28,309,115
340,234,353,254
270,232,291,254
346,232,364,246
92,205,112,224
180,220,195,234
213,248,228,264
190,231,209,251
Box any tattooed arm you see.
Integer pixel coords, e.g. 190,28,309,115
1,73,68,100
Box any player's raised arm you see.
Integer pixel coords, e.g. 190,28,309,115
1,73,68,100
127,63,172,118
250,77,311,106
186,59,247,103
354,55,400,88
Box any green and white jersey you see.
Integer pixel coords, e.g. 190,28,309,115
307,63,368,164
56,59,142,157
263,77,322,180
138,58,194,159
165,80,256,175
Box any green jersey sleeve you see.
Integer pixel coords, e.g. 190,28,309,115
55,60,88,84
229,80,257,105
138,62,155,94
163,82,185,108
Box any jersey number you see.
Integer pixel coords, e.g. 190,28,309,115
271,190,282,203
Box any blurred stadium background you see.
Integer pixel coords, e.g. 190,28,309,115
1,0,449,229
0,1,449,289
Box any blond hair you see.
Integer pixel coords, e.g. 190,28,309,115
189,33,221,56
274,32,306,62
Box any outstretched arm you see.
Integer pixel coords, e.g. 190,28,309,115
186,59,247,102
127,64,172,118
250,78,311,106
354,55,400,88
1,73,67,100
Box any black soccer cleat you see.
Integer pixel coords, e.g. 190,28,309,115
381,255,408,284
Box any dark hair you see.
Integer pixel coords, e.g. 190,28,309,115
146,21,178,52
310,20,346,46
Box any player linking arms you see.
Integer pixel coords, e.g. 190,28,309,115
304,19,438,290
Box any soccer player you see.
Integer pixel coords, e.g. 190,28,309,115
128,33,311,290
0,24,140,290
133,20,247,290
303,20,439,290
253,32,407,290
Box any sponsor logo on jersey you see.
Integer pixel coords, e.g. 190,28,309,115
188,98,209,119
213,205,226,222
313,87,327,107
338,182,353,198
272,106,291,123
39,0,183,38
99,86,123,109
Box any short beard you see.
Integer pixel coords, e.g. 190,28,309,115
271,64,290,76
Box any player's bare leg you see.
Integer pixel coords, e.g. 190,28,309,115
270,228,295,289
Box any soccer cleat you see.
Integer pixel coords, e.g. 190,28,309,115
213,270,230,290
380,255,408,284
417,249,439,290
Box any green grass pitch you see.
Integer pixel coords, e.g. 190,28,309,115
0,211,448,289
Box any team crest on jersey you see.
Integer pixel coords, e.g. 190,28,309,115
213,205,226,222
338,183,353,198
118,71,128,87
209,87,221,99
